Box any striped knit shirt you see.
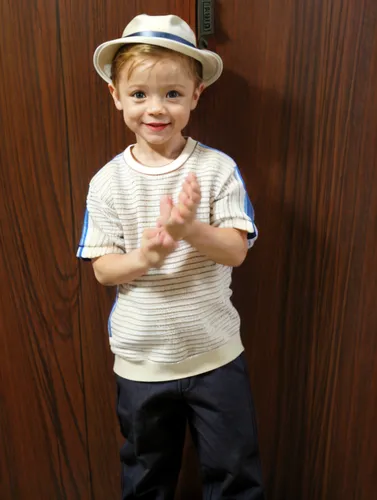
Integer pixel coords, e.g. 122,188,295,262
77,138,258,381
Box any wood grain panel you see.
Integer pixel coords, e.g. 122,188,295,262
185,1,377,499
0,0,89,498
59,1,197,499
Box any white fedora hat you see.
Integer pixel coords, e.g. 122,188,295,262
93,14,223,87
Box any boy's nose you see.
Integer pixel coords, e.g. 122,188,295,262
147,97,164,115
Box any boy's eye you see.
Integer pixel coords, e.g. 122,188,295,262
167,90,181,98
132,91,146,99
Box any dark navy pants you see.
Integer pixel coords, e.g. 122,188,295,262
115,353,265,499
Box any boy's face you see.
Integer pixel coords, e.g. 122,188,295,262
109,54,203,149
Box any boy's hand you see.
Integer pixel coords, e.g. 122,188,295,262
160,173,201,241
139,227,177,269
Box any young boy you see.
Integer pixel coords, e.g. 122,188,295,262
77,14,264,500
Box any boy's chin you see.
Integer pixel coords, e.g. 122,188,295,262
136,131,182,146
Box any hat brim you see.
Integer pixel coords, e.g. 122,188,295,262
93,36,223,87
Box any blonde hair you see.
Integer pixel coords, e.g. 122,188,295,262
111,44,203,87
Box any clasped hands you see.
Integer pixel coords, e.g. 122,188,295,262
140,173,201,268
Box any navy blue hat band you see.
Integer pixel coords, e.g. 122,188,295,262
125,31,197,49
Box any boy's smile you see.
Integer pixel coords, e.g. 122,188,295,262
109,56,203,162
144,122,171,132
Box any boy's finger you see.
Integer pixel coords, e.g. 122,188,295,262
161,232,177,248
190,181,201,196
182,182,191,197
179,192,198,213
190,191,201,204
159,195,173,224
143,228,159,239
148,233,164,249
182,198,195,211
168,206,185,224
184,182,200,202
179,191,190,204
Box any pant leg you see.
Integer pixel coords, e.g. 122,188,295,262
115,374,187,500
185,354,265,500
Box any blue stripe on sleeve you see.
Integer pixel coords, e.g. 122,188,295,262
234,166,255,221
234,167,258,242
77,209,89,258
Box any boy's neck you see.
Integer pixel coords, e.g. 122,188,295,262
132,135,187,167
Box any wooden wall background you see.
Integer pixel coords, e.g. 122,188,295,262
1,0,376,499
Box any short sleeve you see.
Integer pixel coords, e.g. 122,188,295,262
211,166,258,248
76,185,125,260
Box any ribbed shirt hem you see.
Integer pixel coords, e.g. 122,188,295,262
113,335,244,382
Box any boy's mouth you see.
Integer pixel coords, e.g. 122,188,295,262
144,122,170,132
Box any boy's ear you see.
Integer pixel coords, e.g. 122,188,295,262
108,84,123,111
191,83,205,110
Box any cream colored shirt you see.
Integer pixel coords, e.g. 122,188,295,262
77,138,257,381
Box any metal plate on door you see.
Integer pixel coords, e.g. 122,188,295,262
197,0,214,48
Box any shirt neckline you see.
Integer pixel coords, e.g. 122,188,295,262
123,137,197,175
